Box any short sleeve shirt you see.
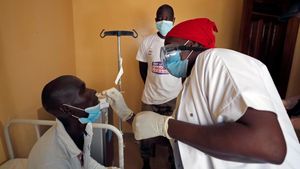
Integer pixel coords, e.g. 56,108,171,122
136,33,182,104
176,48,300,169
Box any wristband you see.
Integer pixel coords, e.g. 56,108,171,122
123,111,134,121
164,116,174,139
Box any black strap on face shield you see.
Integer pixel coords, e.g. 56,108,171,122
177,46,206,52
163,45,206,53
160,43,208,63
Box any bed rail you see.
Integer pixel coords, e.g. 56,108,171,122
4,119,124,169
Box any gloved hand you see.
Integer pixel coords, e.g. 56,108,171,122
132,111,173,140
102,87,133,121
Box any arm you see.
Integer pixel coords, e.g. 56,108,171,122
139,61,148,83
291,117,300,130
101,87,284,164
168,107,287,164
282,95,300,110
103,88,286,163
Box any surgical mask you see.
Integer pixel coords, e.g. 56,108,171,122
156,20,173,36
63,103,101,124
164,51,188,78
161,40,193,78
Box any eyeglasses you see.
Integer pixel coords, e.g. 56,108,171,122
160,43,204,64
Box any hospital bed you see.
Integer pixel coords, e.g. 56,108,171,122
0,119,124,169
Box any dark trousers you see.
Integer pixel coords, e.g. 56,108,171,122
140,98,177,165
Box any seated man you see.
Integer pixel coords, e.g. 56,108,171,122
28,75,118,169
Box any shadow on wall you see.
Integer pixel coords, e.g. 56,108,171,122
37,107,55,136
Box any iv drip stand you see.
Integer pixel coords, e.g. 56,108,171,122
100,29,138,131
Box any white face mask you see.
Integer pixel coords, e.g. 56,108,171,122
156,20,173,36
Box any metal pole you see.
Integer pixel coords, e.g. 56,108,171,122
100,29,138,132
92,123,124,169
117,35,122,131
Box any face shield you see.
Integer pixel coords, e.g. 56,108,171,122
160,43,204,65
160,43,182,67
160,42,205,78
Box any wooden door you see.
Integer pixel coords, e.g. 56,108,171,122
239,0,300,98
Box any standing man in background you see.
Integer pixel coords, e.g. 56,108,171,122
135,4,181,169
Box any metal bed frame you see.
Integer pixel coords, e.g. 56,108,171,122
3,119,124,169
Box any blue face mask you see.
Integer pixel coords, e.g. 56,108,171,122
63,103,101,124
163,40,193,78
156,20,173,36
164,51,188,78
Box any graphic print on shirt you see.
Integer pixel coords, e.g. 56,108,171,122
152,62,169,74
147,48,169,74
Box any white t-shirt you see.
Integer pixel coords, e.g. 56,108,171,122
28,119,107,169
136,33,182,105
176,48,300,169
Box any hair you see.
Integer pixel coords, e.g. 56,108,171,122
156,4,174,19
41,75,78,113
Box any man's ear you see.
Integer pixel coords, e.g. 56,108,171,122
57,106,71,118
173,17,176,23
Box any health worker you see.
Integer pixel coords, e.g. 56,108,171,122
104,18,300,169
